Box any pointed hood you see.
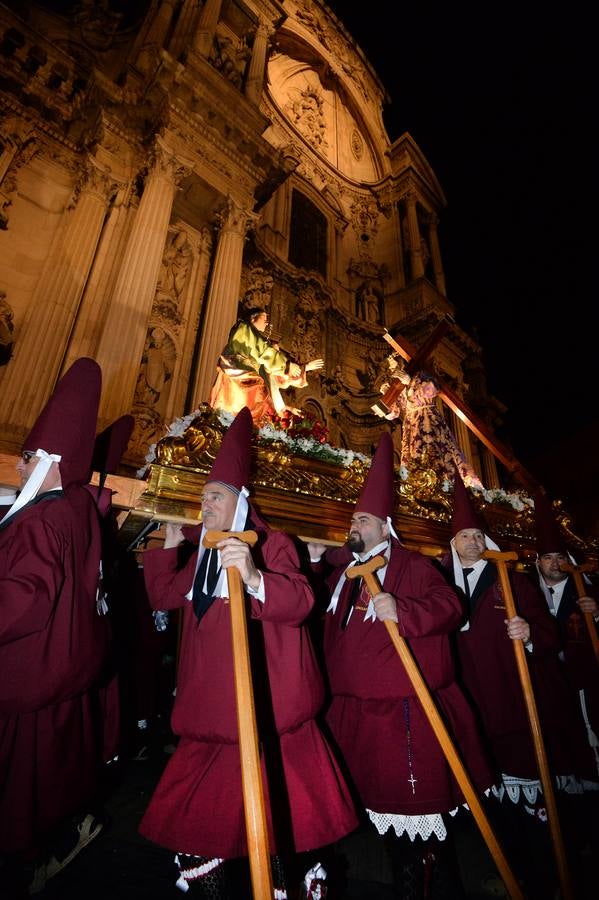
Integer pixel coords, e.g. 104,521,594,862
451,467,487,536
1,358,102,524
91,414,135,478
533,488,568,556
207,406,253,491
24,358,102,489
355,431,394,522
89,414,135,517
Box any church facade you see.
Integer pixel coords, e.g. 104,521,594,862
3,1,591,557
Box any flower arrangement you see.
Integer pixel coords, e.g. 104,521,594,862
137,406,370,477
137,407,534,511
261,409,330,444
473,485,534,512
256,409,369,467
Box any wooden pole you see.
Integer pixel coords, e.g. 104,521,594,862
559,560,599,667
204,529,273,900
346,556,524,900
482,549,574,900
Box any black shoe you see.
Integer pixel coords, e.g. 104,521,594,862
28,813,105,895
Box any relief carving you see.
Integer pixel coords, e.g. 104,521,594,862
241,265,275,312
288,282,324,362
209,31,252,90
155,228,194,324
285,86,327,151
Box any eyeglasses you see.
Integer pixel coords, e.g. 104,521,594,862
21,451,36,463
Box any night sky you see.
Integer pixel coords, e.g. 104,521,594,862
326,2,596,472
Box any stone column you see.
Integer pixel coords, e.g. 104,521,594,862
450,408,476,468
244,20,270,105
169,0,201,60
95,143,192,425
0,159,114,435
428,215,447,295
189,196,256,406
146,0,177,47
191,0,223,59
62,180,137,370
481,447,500,489
405,191,425,281
135,0,178,74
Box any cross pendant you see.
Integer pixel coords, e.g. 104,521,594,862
408,773,417,794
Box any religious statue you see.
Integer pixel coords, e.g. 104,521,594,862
380,356,483,488
156,230,193,300
209,306,324,423
356,283,382,324
136,326,173,416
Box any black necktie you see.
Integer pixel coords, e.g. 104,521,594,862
192,548,221,623
341,557,371,630
547,586,555,613
462,567,474,603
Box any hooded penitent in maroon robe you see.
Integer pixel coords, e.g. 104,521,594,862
440,554,597,783
0,359,109,856
536,572,599,775
0,488,109,853
322,539,496,823
139,513,359,859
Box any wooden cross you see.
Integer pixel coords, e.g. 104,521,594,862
371,317,450,418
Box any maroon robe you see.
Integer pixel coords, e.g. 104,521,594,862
139,516,359,858
534,572,599,774
0,486,109,854
322,540,495,816
441,556,596,780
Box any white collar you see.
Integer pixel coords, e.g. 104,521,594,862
1,449,61,524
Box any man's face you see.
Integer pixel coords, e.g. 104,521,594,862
453,528,486,565
201,481,238,532
538,552,568,585
252,312,268,333
16,451,61,493
348,512,388,554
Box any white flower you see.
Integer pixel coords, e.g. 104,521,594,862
509,496,525,511
167,410,201,437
